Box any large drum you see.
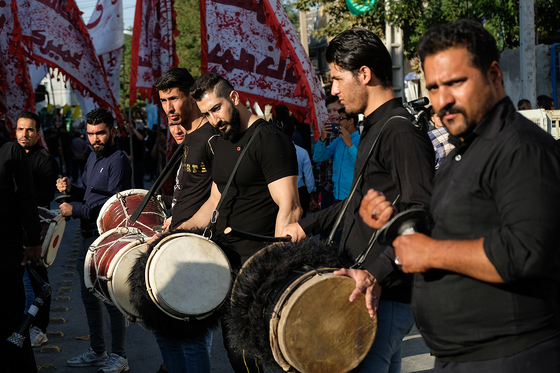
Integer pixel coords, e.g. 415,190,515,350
128,230,233,342
228,239,377,373
97,189,166,236
38,207,66,268
85,227,149,321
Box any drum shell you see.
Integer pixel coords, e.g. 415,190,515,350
85,227,148,321
38,207,66,268
97,189,166,236
128,229,235,342
227,239,373,372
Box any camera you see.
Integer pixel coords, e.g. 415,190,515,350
403,97,430,132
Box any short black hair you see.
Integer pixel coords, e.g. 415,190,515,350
85,108,114,129
190,73,234,102
536,95,553,110
153,68,195,95
338,107,358,126
17,112,41,131
326,28,393,88
517,99,531,110
417,19,500,75
325,95,340,107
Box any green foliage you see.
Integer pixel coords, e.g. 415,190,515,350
175,0,202,77
295,0,560,59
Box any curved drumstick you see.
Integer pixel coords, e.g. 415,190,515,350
224,227,291,242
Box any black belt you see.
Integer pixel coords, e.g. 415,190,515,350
81,229,99,239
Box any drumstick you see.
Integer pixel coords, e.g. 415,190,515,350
224,227,291,242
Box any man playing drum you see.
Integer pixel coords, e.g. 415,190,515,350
359,19,560,372
281,28,435,373
150,67,219,372
181,72,301,372
57,108,132,373
16,112,59,348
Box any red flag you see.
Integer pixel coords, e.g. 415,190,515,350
200,0,328,138
18,0,121,120
130,0,179,106
0,0,35,130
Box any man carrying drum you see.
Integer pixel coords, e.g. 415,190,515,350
281,28,435,373
181,72,301,372
57,108,132,373
16,112,59,348
150,67,219,372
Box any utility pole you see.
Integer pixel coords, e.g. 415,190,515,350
519,0,536,107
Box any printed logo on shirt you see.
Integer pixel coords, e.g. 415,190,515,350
182,162,208,173
100,167,104,173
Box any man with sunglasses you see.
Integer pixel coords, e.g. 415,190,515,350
313,108,360,202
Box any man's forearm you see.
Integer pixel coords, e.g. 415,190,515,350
275,204,303,236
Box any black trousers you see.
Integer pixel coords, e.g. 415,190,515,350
1,239,37,373
434,335,560,373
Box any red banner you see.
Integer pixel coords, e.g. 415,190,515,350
129,0,179,106
200,0,328,137
18,0,121,118
0,0,35,129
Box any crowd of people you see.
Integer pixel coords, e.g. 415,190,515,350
2,17,559,373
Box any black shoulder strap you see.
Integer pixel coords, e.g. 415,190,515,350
327,115,407,244
204,121,266,236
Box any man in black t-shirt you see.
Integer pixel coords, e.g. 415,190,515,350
183,73,301,373
151,67,219,373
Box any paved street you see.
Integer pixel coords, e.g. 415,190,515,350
29,197,434,372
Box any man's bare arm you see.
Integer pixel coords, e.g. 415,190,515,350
176,182,221,231
268,175,302,236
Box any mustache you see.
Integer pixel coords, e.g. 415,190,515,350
438,105,467,119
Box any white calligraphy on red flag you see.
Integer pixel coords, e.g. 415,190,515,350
129,0,178,106
19,0,121,117
0,0,35,129
201,0,327,136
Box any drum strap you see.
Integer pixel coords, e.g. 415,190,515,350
326,116,406,267
203,121,266,238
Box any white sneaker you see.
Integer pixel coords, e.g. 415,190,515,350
98,353,129,373
67,348,108,367
30,326,48,347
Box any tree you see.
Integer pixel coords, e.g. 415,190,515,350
295,0,560,59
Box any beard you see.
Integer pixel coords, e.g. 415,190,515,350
92,136,114,156
219,106,241,141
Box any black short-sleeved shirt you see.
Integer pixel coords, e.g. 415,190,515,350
170,122,219,230
213,119,298,257
299,98,435,303
414,97,560,362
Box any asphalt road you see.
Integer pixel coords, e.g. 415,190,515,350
29,198,434,372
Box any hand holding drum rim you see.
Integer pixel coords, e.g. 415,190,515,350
333,268,381,319
359,188,396,230
279,222,306,243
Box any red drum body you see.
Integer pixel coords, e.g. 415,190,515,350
84,227,149,321
38,207,66,268
97,189,166,236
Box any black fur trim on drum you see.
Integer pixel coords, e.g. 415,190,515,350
127,228,236,343
225,239,354,369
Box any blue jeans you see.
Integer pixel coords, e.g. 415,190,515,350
155,330,212,373
23,268,34,312
353,300,415,373
78,235,127,356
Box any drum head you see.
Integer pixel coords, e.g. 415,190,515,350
40,212,66,268
146,233,232,318
274,273,376,373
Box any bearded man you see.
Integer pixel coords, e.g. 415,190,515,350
57,108,132,373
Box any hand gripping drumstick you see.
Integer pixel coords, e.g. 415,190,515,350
224,227,292,243
7,265,52,348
